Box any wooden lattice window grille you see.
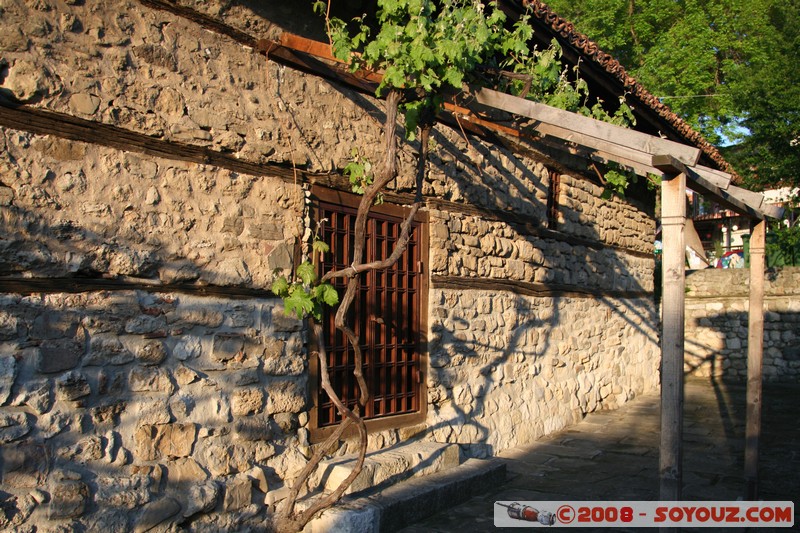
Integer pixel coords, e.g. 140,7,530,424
311,190,428,433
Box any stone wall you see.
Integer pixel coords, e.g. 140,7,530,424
0,291,308,531
0,0,661,530
424,172,659,458
426,290,660,458
684,267,800,382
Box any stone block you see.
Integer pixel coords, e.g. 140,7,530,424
174,335,203,360
3,57,52,100
174,365,200,385
85,335,134,366
233,367,260,386
171,309,224,329
158,262,201,284
135,423,197,461
125,315,167,335
212,333,245,362
131,398,171,426
203,258,252,286
183,481,219,518
0,354,17,405
265,486,290,507
263,349,304,376
306,504,379,533
319,441,460,496
95,474,151,510
133,497,181,533
170,393,194,419
49,479,89,519
129,366,174,394
222,215,244,236
270,304,302,332
39,411,72,439
14,374,53,415
249,221,284,240
136,340,167,366
223,474,252,512
132,44,177,71
234,414,273,442
69,93,101,115
1,440,47,488
0,311,19,339
266,243,293,275
265,378,305,415
204,443,251,477
167,457,208,486
31,310,80,340
231,387,265,416
36,339,83,373
272,412,298,433
58,435,104,463
246,465,270,493
55,371,91,401
227,303,255,328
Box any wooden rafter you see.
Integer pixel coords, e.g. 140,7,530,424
130,0,779,220
472,87,702,167
267,32,777,220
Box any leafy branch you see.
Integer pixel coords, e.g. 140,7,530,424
271,222,338,321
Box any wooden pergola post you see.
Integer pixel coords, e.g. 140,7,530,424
659,171,687,502
745,219,766,499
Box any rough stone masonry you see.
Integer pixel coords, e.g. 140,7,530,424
684,268,800,382
0,0,660,530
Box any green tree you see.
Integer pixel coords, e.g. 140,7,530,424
545,0,800,188
724,2,800,188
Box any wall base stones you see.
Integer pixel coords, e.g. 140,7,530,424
0,291,308,532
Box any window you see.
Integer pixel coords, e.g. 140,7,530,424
309,188,428,439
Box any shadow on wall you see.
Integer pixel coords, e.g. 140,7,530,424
299,77,663,463
0,128,304,289
0,140,314,528
0,287,312,531
0,15,661,530
684,309,800,384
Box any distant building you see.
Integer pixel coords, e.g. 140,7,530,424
690,187,797,266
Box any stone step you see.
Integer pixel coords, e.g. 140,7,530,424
316,441,459,496
305,457,507,533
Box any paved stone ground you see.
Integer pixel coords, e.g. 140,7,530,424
399,377,799,532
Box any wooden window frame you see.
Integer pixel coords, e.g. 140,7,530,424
308,186,429,443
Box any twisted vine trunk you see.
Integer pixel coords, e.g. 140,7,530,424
274,90,432,533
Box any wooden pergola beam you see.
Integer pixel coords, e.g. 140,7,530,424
658,168,687,503
474,87,703,167
745,220,767,499
655,154,774,505
652,155,772,220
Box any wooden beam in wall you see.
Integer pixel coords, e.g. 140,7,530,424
659,169,687,504
431,275,651,300
745,219,767,499
0,276,276,299
0,96,330,186
131,4,775,220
